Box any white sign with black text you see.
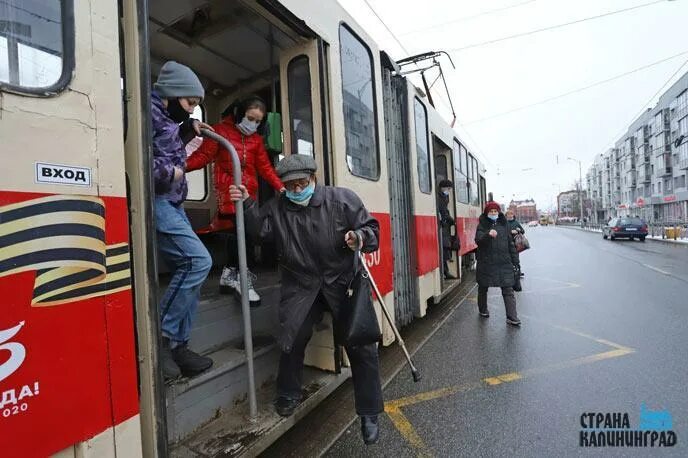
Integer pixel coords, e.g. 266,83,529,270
35,162,91,187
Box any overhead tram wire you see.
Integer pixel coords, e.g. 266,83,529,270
400,0,537,36
446,0,669,53
462,50,688,125
596,56,688,156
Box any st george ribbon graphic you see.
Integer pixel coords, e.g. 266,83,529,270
0,195,131,306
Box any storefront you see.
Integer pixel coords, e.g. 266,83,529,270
650,192,688,222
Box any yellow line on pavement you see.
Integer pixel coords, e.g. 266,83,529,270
385,405,433,457
483,372,523,385
386,382,480,409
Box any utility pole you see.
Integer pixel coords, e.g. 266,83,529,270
567,157,584,222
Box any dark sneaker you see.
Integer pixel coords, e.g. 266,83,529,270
506,317,521,326
361,415,380,445
479,311,490,318
172,344,213,377
275,396,302,417
519,271,525,278
161,338,181,381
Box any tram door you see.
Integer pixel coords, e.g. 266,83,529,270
279,40,331,184
382,66,418,327
433,137,459,285
279,39,336,370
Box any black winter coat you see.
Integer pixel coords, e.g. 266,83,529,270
506,219,525,236
244,185,379,353
474,213,520,288
437,192,454,249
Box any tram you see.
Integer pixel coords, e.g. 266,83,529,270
0,0,487,456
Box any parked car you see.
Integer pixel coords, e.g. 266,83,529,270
527,221,539,227
603,217,648,241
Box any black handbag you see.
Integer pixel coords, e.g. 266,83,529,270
513,267,522,292
340,250,382,347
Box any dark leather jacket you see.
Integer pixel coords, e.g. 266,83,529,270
244,185,379,352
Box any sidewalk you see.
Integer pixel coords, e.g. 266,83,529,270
559,225,688,245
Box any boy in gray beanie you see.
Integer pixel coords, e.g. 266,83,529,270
151,61,214,381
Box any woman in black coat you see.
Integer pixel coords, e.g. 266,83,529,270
474,201,521,325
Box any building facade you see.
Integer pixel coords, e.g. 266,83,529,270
557,190,579,218
508,199,538,222
586,72,688,223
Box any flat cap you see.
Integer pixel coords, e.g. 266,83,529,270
275,154,317,182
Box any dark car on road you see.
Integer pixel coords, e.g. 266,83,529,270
603,217,648,241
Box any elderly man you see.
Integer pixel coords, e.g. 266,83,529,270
229,155,384,445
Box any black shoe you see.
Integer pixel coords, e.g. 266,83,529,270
506,317,521,326
519,272,525,278
172,344,213,377
275,396,302,417
361,415,380,445
479,311,490,318
161,338,181,381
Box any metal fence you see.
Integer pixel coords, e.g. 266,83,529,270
560,220,688,241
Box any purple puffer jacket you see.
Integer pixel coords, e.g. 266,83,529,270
151,91,196,204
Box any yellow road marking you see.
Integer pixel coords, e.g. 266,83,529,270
383,321,635,455
483,372,523,385
385,405,433,457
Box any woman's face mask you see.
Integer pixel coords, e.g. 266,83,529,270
286,181,315,205
441,188,451,196
488,214,499,221
237,116,260,136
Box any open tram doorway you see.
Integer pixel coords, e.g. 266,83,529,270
433,136,459,286
139,0,340,453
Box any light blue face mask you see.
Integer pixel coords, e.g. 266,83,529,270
286,182,315,204
487,214,498,221
237,116,260,135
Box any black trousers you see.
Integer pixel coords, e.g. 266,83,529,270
219,214,256,269
276,297,384,416
478,286,518,320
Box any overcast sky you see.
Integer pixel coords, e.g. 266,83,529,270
338,0,688,211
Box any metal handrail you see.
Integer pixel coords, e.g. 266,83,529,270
199,128,257,419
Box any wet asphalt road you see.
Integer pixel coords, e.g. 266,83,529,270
325,226,688,457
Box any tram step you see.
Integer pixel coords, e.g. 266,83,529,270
170,367,350,458
189,284,280,355
166,338,281,444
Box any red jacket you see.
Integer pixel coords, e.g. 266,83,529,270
186,116,283,215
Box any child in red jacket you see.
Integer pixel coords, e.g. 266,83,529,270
186,96,284,305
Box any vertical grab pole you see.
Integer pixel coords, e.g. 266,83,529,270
200,129,257,418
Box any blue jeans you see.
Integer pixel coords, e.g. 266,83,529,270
155,198,212,346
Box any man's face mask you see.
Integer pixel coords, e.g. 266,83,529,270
441,188,451,196
237,117,260,136
167,98,191,123
286,181,315,205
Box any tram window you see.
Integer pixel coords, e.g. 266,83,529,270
0,1,74,94
185,104,208,201
435,154,448,182
288,55,314,157
339,23,379,180
413,98,431,194
453,140,469,204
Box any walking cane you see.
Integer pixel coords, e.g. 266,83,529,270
358,252,422,383
199,129,258,419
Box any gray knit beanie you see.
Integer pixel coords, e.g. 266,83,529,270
154,61,205,100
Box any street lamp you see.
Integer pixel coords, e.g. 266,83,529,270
567,157,584,222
